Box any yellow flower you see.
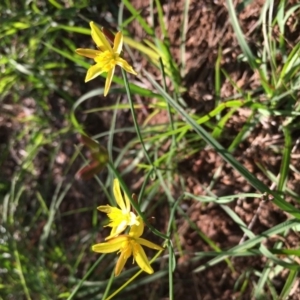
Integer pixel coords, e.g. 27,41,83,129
92,218,164,276
98,179,139,239
75,21,137,96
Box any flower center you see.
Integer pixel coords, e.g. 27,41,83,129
95,50,118,72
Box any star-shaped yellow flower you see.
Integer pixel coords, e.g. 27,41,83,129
92,217,164,276
98,179,139,239
76,21,137,96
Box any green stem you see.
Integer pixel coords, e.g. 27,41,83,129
13,241,32,300
121,69,155,170
67,255,106,300
168,240,174,300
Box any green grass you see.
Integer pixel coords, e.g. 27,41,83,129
1,0,300,299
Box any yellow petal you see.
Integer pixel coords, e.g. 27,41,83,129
115,255,127,276
124,193,131,213
85,64,105,82
105,220,127,240
105,226,119,240
115,245,132,276
97,205,113,213
129,217,144,238
90,21,112,52
75,48,101,59
104,67,115,96
136,237,164,251
113,220,127,234
132,243,153,274
106,209,125,224
115,57,137,75
113,179,126,211
113,31,123,55
92,236,128,253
